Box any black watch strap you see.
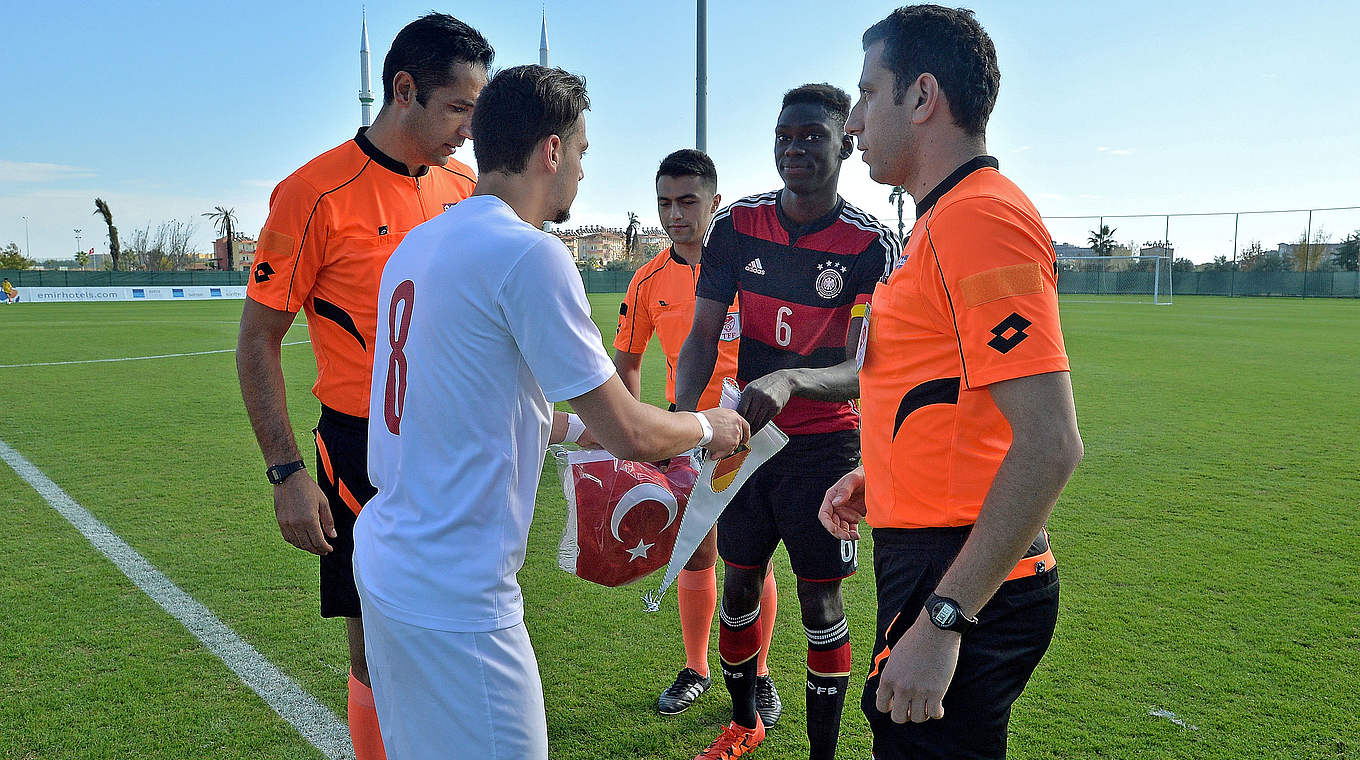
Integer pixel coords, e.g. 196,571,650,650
924,594,977,635
266,460,307,485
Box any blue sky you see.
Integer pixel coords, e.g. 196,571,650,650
2,0,1357,263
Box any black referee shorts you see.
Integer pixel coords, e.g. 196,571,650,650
863,526,1059,760
313,405,376,619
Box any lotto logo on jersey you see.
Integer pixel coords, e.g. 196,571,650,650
720,312,740,342
443,202,458,211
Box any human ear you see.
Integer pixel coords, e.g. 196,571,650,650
544,135,563,173
912,74,940,124
392,71,416,106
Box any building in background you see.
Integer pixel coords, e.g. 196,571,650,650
213,234,257,271
552,226,626,265
1139,242,1174,259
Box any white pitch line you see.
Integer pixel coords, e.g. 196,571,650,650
0,340,311,368
0,440,352,759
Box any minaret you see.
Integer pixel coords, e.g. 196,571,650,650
359,8,374,127
539,9,549,67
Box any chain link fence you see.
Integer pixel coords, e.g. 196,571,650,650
0,270,249,287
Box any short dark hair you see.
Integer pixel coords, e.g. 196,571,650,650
863,5,999,136
655,149,718,194
780,84,852,129
382,13,494,105
472,65,590,175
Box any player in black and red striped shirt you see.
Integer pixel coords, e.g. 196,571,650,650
676,84,898,760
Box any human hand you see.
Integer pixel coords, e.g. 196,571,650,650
576,427,603,449
736,371,794,433
818,465,866,540
273,471,335,555
700,408,750,459
875,613,961,724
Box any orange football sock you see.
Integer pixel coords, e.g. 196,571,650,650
348,670,388,760
756,570,778,676
677,566,718,678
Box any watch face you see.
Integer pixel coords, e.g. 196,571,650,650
931,602,957,628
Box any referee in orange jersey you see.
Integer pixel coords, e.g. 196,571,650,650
236,15,491,760
821,6,1083,759
611,150,782,724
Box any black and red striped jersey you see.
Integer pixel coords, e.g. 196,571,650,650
697,190,899,436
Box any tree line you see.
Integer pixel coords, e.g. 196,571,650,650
1084,225,1359,273
1,200,241,271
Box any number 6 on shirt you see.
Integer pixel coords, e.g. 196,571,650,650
384,279,416,435
775,306,793,347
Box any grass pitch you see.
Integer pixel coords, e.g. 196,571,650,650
0,295,1356,759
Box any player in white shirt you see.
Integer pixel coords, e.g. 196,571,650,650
353,65,750,760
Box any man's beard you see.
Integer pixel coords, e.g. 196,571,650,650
551,208,571,225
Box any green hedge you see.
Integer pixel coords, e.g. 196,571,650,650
1058,270,1360,298
0,270,249,287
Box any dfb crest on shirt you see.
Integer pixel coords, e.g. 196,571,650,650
720,312,741,342
815,261,848,299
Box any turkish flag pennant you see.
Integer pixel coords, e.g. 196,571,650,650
552,449,699,587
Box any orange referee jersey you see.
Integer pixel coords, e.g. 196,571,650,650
613,247,739,409
247,128,476,418
859,156,1069,529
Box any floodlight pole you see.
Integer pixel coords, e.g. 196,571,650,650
21,216,30,261
696,0,707,152
1164,214,1172,303
1231,212,1239,297
1303,209,1313,295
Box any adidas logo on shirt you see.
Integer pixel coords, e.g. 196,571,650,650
745,258,766,275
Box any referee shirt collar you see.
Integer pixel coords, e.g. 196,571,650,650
354,127,429,178
915,155,998,218
667,247,694,266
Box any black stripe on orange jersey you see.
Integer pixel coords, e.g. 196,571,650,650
437,163,477,185
623,262,669,353
285,159,372,308
892,377,960,436
927,225,972,388
313,296,366,350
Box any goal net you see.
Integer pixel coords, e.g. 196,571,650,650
1056,255,1173,304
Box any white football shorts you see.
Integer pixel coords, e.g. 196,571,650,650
356,577,547,759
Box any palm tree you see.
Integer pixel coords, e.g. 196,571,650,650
1087,224,1118,255
623,211,640,260
203,206,239,270
887,186,907,238
93,198,122,271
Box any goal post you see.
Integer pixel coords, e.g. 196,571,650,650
1056,255,1173,304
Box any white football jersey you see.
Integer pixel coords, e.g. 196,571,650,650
355,195,615,632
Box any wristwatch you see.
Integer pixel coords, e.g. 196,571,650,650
266,460,307,485
924,594,977,635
